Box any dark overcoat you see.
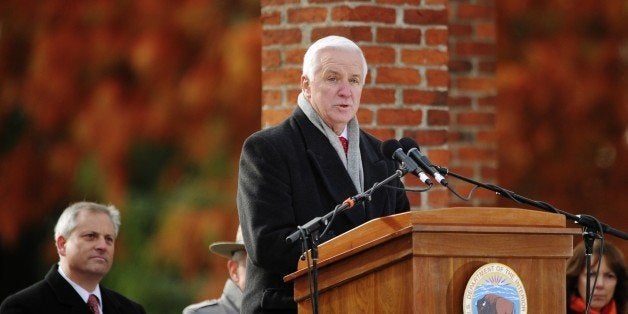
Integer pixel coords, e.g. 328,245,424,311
237,107,410,313
0,264,145,314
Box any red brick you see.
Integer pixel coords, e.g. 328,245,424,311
426,69,448,88
401,49,448,66
455,77,495,92
377,67,421,85
311,26,373,43
424,148,449,165
453,41,495,56
412,129,448,146
479,60,496,72
287,89,301,103
447,130,465,143
456,112,495,126
377,27,421,44
425,28,448,46
406,188,422,208
357,108,374,124
261,10,281,25
477,130,497,143
427,109,449,125
449,60,472,73
262,108,293,126
361,88,396,104
458,147,496,161
403,90,448,106
288,7,328,23
378,108,422,125
261,0,299,5
262,49,281,68
427,188,450,207
332,6,396,23
376,0,420,5
476,21,496,40
285,48,306,66
262,89,282,106
362,46,396,65
310,0,370,3
447,95,472,108
449,23,473,37
262,68,302,86
363,128,396,141
404,9,448,25
263,29,302,45
456,4,494,20
478,96,496,107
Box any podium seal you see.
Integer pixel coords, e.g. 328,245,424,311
463,263,527,314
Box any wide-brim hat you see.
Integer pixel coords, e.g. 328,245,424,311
209,226,245,259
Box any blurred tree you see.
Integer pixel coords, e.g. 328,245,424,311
497,0,627,252
0,0,260,311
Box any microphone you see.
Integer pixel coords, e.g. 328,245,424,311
399,137,448,186
380,139,432,186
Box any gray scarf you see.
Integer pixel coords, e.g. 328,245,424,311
298,93,364,192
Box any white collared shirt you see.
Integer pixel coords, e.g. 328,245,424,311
58,264,103,314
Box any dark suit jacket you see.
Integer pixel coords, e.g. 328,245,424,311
237,107,410,313
0,264,145,314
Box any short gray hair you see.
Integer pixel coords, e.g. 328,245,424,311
54,202,121,240
302,35,368,83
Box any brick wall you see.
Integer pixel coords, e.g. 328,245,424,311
260,0,497,209
448,0,498,206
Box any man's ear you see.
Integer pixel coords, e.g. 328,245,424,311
301,75,310,97
56,236,67,256
227,259,239,283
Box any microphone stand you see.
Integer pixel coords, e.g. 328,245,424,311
434,166,628,240
286,169,405,314
435,166,626,314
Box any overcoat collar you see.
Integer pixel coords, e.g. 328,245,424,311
291,107,389,226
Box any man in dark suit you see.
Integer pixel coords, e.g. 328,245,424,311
237,35,410,313
0,201,145,313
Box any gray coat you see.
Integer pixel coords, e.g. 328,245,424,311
182,280,242,314
237,107,410,313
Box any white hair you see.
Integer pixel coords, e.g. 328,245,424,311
302,35,368,82
54,201,121,240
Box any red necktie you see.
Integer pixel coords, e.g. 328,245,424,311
338,136,348,155
87,294,100,314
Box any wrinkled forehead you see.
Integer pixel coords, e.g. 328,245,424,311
73,210,115,234
316,48,364,75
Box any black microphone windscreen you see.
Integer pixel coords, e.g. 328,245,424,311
399,137,419,153
380,139,402,159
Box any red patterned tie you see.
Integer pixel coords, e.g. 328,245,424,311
87,294,100,314
338,136,348,155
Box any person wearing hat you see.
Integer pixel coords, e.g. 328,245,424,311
183,227,247,314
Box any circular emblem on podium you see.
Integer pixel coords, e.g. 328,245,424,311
463,263,527,314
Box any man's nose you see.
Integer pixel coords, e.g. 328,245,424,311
338,81,352,97
95,237,109,249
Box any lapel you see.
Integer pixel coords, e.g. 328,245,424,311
292,108,367,226
359,131,390,219
45,264,92,314
101,288,121,314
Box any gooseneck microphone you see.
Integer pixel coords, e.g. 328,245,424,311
399,137,448,186
381,139,433,186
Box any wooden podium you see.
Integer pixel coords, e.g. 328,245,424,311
284,207,581,313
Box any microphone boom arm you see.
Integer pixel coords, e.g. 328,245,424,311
286,169,405,244
435,166,628,240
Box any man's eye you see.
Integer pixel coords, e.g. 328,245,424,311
327,76,337,82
